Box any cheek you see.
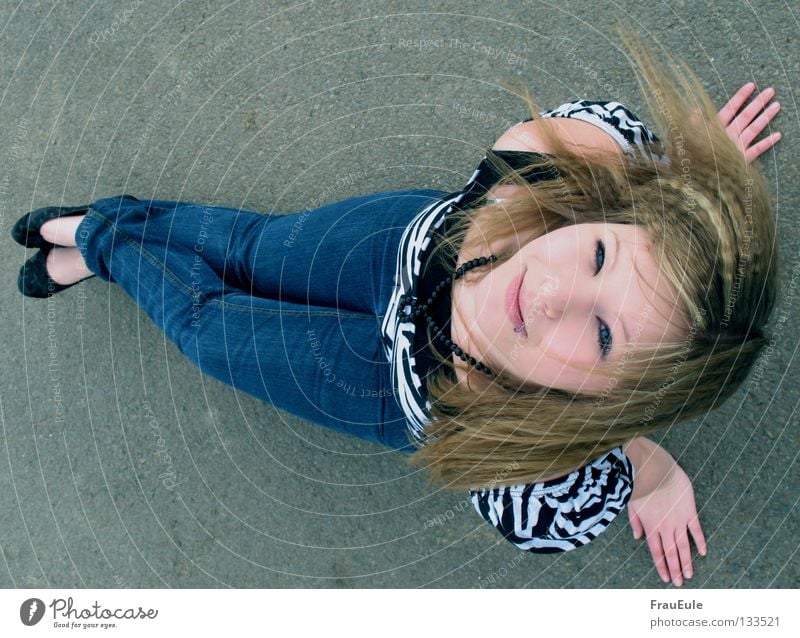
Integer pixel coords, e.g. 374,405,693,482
538,316,595,365
543,234,582,263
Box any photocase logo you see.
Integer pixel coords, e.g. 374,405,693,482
20,598,45,626
16,596,159,629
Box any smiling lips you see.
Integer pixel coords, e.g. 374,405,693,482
506,270,526,333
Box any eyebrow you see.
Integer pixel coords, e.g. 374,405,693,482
610,229,630,354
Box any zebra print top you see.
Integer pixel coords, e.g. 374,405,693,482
380,100,660,553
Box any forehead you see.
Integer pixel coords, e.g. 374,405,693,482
608,223,688,343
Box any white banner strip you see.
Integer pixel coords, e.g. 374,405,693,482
1,589,796,637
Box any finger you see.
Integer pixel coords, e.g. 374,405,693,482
662,533,684,586
739,102,781,148
629,510,644,540
718,82,756,125
646,533,670,584
676,530,693,579
745,132,782,163
730,87,776,134
689,515,707,556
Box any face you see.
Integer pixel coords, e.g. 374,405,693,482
451,222,687,394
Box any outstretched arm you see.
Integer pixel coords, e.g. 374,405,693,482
623,437,707,587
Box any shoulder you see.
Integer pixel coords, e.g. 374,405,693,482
469,448,635,553
493,99,660,158
492,115,625,157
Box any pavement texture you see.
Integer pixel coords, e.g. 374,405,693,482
1,0,798,588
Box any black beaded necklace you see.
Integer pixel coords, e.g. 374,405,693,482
399,254,499,378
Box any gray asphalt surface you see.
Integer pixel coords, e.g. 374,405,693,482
1,0,798,588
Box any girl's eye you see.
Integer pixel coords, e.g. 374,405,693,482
593,238,611,357
598,319,612,358
594,239,605,275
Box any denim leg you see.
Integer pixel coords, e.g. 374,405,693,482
75,197,419,452
132,189,448,314
234,189,449,315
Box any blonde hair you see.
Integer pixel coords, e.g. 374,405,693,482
409,35,778,490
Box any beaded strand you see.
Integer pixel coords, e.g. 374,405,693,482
399,254,499,378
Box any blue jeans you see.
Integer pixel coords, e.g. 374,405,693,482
75,189,448,453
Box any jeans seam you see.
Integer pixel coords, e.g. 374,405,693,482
208,298,375,319
90,213,381,322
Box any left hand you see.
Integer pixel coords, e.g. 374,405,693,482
628,463,707,587
718,82,782,163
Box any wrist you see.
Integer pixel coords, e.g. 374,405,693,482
624,437,678,500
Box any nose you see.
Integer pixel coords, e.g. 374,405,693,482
539,270,598,321
527,272,564,320
543,291,563,320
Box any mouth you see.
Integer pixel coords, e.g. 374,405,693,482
506,269,527,335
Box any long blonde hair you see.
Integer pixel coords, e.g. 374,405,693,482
409,35,778,490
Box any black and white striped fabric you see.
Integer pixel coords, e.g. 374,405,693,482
470,447,635,553
541,99,661,155
379,164,491,441
380,100,658,553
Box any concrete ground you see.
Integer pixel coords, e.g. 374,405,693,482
1,0,797,588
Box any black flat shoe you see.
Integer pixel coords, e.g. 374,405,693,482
17,245,92,298
11,204,89,249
